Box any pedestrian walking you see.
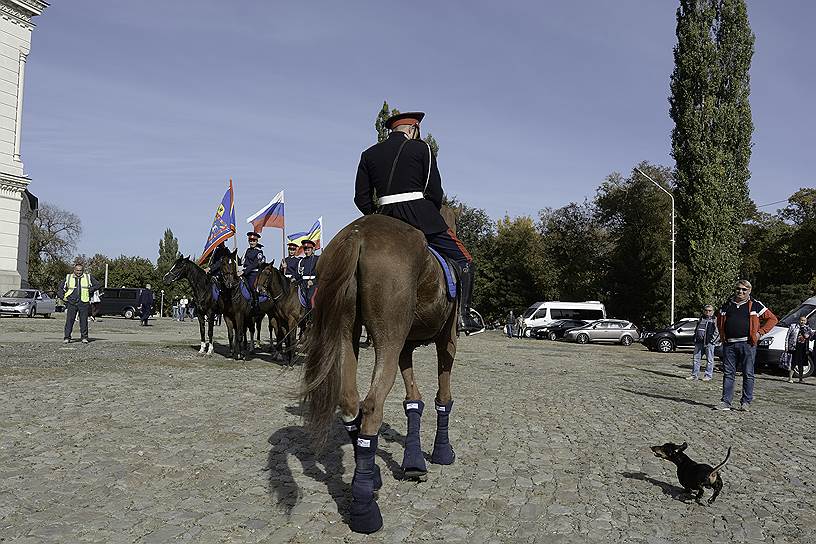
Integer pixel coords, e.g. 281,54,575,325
89,289,102,322
714,279,778,412
57,262,100,344
137,284,154,326
687,305,719,381
785,315,812,383
178,296,188,322
506,310,515,338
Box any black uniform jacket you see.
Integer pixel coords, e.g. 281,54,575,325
243,247,265,275
281,256,300,277
296,255,319,281
354,131,448,235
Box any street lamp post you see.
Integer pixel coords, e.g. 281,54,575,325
635,168,675,325
160,290,165,318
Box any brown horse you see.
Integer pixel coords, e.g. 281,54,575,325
255,263,305,364
300,208,460,534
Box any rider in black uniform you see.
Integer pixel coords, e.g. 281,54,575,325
354,111,481,333
280,241,301,282
242,231,266,313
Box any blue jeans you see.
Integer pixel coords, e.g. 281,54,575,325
721,341,756,406
692,341,715,378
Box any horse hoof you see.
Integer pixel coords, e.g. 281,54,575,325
349,498,383,534
401,450,427,480
431,444,456,465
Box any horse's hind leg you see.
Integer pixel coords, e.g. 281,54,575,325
206,312,215,356
431,324,457,465
399,347,427,480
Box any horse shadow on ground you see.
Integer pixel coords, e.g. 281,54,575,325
635,367,689,380
621,388,715,409
265,406,412,524
190,342,301,367
620,471,690,502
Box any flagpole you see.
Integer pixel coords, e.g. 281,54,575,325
230,178,238,253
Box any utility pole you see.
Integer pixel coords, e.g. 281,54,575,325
636,168,675,325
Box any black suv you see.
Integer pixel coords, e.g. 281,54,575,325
641,318,699,352
98,288,143,319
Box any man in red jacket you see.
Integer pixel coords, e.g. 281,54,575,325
714,279,778,412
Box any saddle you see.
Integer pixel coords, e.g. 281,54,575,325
239,279,268,303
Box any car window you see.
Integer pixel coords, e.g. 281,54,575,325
522,307,538,318
3,290,35,298
779,304,816,327
533,310,547,319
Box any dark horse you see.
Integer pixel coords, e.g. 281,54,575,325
300,208,461,534
256,263,305,364
163,256,226,356
220,249,273,360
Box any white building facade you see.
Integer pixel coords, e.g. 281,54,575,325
0,0,45,293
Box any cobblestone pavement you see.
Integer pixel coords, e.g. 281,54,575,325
1,316,814,543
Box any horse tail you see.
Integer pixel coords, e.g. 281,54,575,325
300,226,361,441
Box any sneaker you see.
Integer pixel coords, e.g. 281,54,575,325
686,375,698,381
713,402,731,411
81,338,89,344
62,339,70,344
739,403,750,412
788,378,794,383
702,376,712,382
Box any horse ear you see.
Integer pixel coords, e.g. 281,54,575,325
679,442,688,451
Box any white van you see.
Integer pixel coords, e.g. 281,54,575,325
522,301,606,335
755,296,816,377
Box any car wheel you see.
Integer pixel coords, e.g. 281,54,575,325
576,333,589,344
656,338,675,353
621,335,633,346
27,306,35,318
43,313,51,319
124,308,135,319
548,331,557,341
799,355,814,379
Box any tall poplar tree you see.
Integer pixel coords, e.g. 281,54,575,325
670,0,755,310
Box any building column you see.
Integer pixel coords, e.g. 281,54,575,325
13,51,27,163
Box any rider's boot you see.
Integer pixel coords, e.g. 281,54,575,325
456,263,482,334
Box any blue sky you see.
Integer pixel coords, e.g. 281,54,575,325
21,1,815,263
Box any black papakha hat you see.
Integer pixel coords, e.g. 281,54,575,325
246,231,261,239
301,239,316,248
385,111,425,130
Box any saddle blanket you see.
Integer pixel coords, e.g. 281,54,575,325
427,247,457,300
240,280,268,303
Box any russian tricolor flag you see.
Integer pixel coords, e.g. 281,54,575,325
246,191,285,232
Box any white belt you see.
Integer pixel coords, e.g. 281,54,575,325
378,192,424,206
301,275,316,280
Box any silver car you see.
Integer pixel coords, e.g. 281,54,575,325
0,289,56,318
563,319,640,346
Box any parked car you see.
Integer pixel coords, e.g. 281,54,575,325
97,288,143,319
641,317,700,353
0,289,56,318
563,319,640,346
529,319,588,340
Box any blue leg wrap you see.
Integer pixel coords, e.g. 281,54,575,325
349,434,383,534
401,400,427,479
343,411,381,490
431,399,456,465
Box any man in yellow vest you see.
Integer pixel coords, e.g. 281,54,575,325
58,262,100,344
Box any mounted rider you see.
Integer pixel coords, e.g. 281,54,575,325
354,111,481,333
295,239,318,312
280,241,301,282
242,231,266,312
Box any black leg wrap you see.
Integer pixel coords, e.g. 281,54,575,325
401,400,427,479
349,434,383,534
431,399,456,465
343,412,381,490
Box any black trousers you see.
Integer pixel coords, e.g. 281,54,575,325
793,343,809,377
426,228,472,267
64,302,89,340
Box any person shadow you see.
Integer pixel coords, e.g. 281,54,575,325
620,471,690,502
620,388,715,409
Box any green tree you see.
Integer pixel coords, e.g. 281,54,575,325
375,101,400,143
28,202,82,292
156,228,186,315
107,255,157,290
670,0,755,310
538,202,608,302
595,163,675,327
424,133,439,156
